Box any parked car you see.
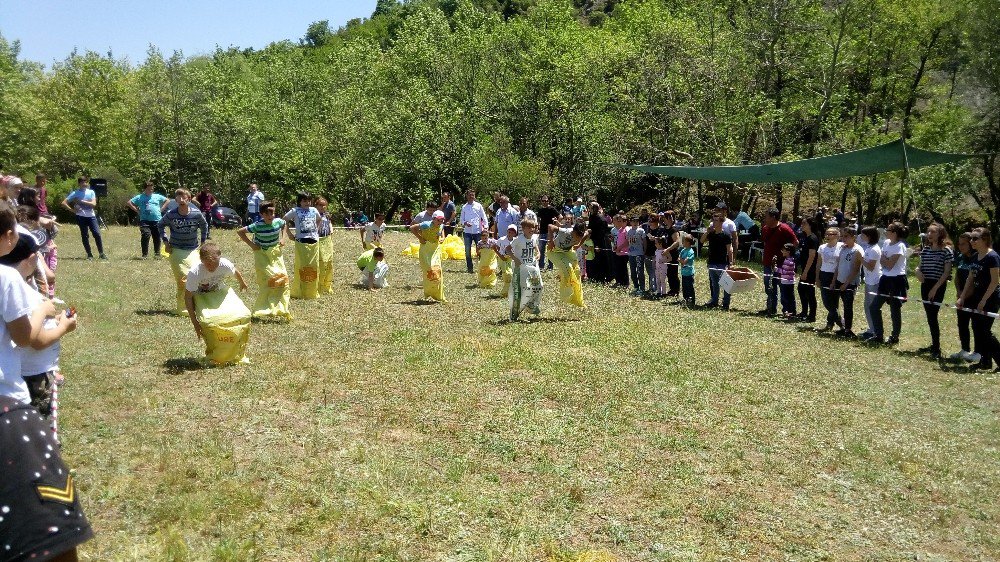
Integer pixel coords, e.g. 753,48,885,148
210,205,242,229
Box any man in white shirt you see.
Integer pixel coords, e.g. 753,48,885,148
716,201,739,253
460,190,489,273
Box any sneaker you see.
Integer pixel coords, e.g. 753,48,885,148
885,336,900,346
857,331,873,340
816,324,834,333
86,256,94,261
843,330,857,339
99,254,108,260
863,335,883,345
967,352,982,362
929,349,941,360
973,362,995,371
950,350,969,360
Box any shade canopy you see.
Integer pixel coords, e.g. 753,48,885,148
614,140,981,183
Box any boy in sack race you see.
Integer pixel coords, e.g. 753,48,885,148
184,241,252,365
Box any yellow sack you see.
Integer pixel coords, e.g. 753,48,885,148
252,245,292,321
477,246,497,288
441,234,469,261
496,255,513,296
549,248,586,308
401,242,420,257
169,247,200,316
290,240,319,299
317,235,334,294
195,287,251,365
418,225,445,302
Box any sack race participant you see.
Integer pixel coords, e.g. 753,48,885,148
237,201,292,321
359,247,390,289
546,213,588,308
283,192,321,299
409,210,446,302
315,196,335,294
184,241,251,365
507,217,544,321
495,224,517,296
157,188,208,315
476,236,498,288
360,213,387,250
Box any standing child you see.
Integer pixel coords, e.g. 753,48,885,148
360,247,390,290
816,227,844,332
315,197,335,295
361,213,386,250
626,216,646,295
184,241,252,365
858,226,882,340
507,218,543,320
495,224,517,297
476,235,499,289
283,192,321,299
237,201,292,321
654,237,670,298
777,243,797,318
832,228,863,337
157,188,208,316
547,213,588,308
409,210,446,302
679,234,696,306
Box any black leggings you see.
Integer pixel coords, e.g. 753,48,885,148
840,284,857,331
971,293,1000,367
819,271,842,328
921,280,945,350
956,309,972,352
798,270,817,320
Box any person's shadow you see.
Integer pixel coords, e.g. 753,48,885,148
162,357,208,373
135,308,176,317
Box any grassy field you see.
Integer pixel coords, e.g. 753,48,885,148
54,226,998,561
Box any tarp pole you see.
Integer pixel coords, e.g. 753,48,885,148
901,135,916,219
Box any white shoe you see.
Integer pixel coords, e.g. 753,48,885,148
966,352,982,362
949,351,967,360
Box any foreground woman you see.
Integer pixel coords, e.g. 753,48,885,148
184,241,252,365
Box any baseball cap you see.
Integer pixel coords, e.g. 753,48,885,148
0,225,41,265
432,210,445,220
507,224,517,231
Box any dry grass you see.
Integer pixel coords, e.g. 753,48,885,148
53,226,999,561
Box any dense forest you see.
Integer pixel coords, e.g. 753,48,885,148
0,0,998,236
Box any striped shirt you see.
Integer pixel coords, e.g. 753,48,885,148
247,218,285,249
157,208,207,250
918,247,953,282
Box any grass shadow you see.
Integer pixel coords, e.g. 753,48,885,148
162,357,210,374
486,316,581,326
251,315,292,325
135,308,177,317
400,299,440,306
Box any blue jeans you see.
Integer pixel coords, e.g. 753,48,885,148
763,266,779,314
538,236,551,270
75,215,104,257
707,263,731,308
682,275,695,304
644,257,657,294
247,212,261,225
628,255,645,291
463,232,481,272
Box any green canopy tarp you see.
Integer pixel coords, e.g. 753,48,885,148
614,139,981,183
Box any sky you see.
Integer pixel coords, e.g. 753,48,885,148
0,0,378,67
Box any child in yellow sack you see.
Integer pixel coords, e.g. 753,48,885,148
359,247,390,290
283,191,321,299
184,241,252,365
476,235,498,288
237,201,292,321
315,196,335,294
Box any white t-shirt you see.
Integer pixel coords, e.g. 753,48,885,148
721,218,737,236
496,236,514,258
818,242,843,273
20,289,59,376
185,258,237,293
861,243,882,286
360,261,390,288
0,267,35,403
283,207,320,241
882,240,908,277
511,234,539,266
363,222,386,245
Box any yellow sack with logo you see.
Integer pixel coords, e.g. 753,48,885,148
548,247,586,308
317,235,334,294
290,240,319,299
496,255,512,297
477,246,497,288
169,247,200,316
195,287,251,365
252,245,292,321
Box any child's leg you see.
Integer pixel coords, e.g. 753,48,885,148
45,247,58,297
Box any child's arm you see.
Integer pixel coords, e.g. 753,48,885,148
184,290,202,340
60,195,75,213
30,312,77,350
157,215,171,253
409,223,423,242
8,299,56,349
236,227,259,250
548,224,558,249
360,227,366,248
76,193,97,209
234,268,249,291
198,212,208,244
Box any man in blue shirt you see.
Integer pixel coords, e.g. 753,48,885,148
246,183,265,224
128,181,169,258
493,196,521,237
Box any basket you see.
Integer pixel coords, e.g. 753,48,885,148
720,266,758,294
